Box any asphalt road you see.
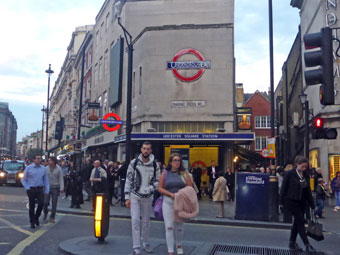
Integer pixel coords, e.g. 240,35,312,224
0,186,339,255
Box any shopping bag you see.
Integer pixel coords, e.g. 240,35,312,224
153,195,164,220
307,214,324,241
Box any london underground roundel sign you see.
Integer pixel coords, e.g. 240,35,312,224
167,49,211,82
100,113,123,132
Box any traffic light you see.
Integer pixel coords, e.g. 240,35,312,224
54,117,64,140
303,27,334,105
312,117,338,139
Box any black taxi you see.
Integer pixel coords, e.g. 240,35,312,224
0,160,25,186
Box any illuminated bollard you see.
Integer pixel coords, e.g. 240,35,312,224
94,193,110,242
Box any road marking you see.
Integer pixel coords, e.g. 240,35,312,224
0,217,32,236
0,242,11,245
6,215,63,255
0,208,26,213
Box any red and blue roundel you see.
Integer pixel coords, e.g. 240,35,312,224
167,49,211,82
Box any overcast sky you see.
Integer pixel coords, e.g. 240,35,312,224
0,0,300,141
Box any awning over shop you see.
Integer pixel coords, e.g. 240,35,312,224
234,145,265,162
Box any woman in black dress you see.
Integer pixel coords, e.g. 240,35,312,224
280,156,316,253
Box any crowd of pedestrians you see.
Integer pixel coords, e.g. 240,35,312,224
20,142,340,255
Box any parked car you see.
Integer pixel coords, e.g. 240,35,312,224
0,160,25,186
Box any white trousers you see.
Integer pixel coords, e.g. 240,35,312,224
130,196,152,249
162,196,184,253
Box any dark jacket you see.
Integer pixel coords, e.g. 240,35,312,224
331,177,340,192
207,166,220,183
280,169,315,208
224,172,235,186
315,184,326,200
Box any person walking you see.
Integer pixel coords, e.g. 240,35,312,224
213,171,227,218
90,160,108,210
331,171,340,211
81,158,93,201
280,157,317,253
315,178,328,218
43,156,64,223
118,161,128,207
107,161,119,206
21,155,50,229
125,141,161,255
207,160,219,200
158,153,193,255
224,167,235,201
190,164,202,200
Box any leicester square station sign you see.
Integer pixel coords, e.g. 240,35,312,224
167,49,211,82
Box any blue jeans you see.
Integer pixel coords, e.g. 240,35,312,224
335,190,340,207
315,198,324,217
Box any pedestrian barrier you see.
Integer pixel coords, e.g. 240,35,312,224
94,193,110,242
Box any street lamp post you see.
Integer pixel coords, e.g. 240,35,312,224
118,17,133,162
45,64,54,158
41,106,45,154
299,93,309,159
268,0,275,165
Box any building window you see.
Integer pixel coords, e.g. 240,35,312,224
106,13,110,30
98,96,102,118
96,30,99,44
255,136,268,151
100,22,104,38
99,57,103,81
139,66,142,95
255,116,271,128
104,50,108,77
103,92,107,115
94,64,98,86
151,122,224,133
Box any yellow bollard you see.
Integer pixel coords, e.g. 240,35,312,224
94,193,109,242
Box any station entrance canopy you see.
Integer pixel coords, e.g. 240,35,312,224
114,132,255,143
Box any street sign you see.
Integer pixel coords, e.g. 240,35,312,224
267,137,276,158
101,113,123,132
261,148,269,158
88,102,101,109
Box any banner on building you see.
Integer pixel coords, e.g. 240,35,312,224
267,137,276,158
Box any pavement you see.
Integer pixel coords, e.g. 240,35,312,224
55,194,340,233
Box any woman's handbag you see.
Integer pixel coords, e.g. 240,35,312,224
154,195,164,220
153,170,168,220
307,213,324,241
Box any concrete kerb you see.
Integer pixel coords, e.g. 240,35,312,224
56,208,292,230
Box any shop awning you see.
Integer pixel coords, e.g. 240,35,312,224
234,145,265,162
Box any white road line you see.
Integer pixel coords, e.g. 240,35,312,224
0,242,11,245
6,215,63,255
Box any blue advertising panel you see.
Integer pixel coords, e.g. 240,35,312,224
109,37,124,108
235,172,270,221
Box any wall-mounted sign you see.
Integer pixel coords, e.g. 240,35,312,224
171,100,206,108
167,49,211,82
267,137,276,158
100,113,123,132
114,132,255,143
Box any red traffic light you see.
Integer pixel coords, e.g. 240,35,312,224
315,118,323,128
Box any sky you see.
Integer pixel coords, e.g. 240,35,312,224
0,0,300,142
